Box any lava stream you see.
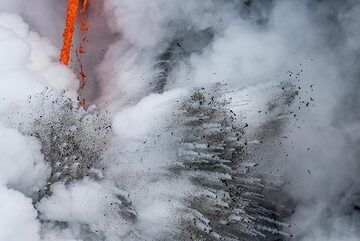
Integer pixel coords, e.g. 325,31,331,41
60,0,80,66
60,0,89,106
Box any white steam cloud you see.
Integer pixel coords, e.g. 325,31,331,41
0,0,359,241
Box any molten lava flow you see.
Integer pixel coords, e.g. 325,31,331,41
60,0,89,107
60,0,80,65
80,0,89,31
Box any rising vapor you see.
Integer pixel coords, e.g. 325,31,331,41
0,0,359,241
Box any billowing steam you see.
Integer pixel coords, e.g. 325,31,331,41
0,0,359,241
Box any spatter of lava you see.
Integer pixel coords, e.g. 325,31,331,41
77,0,88,90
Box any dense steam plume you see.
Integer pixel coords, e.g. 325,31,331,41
0,0,359,241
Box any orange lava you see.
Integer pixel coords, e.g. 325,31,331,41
60,0,89,107
80,0,89,30
60,0,80,65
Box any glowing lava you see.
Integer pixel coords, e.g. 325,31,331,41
60,0,89,107
60,0,80,66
